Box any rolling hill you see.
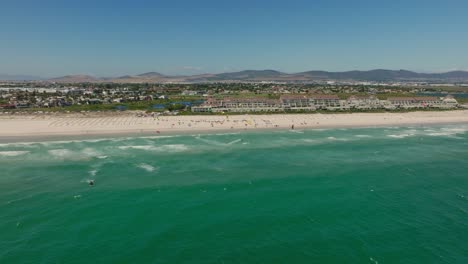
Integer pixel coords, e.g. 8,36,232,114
6,69,468,83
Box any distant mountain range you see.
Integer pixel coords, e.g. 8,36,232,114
2,69,468,83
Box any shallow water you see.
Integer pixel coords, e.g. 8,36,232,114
1,125,468,263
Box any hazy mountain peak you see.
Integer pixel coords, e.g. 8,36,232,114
4,69,468,83
137,72,166,77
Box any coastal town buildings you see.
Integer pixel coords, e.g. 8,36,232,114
0,83,463,112
192,95,459,113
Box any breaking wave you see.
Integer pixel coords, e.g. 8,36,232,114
118,144,189,152
0,151,30,157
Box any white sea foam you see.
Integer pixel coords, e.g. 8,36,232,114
137,135,178,140
289,130,304,133
227,139,242,145
48,149,74,157
0,142,39,148
81,147,102,158
158,144,189,152
387,134,412,139
192,132,240,137
119,145,155,151
89,170,98,176
195,137,226,146
355,135,372,138
0,136,147,148
40,138,112,145
137,163,158,172
119,144,189,152
327,136,349,141
426,132,456,137
0,150,30,157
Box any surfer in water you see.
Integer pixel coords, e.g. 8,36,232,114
88,180,95,186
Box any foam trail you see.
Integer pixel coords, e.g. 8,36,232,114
227,139,242,145
195,137,226,146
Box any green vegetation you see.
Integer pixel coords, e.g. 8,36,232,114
15,98,202,113
376,93,417,99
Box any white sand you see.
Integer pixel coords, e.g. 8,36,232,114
1,111,468,139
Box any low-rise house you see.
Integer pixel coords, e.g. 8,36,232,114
15,101,30,109
0,104,16,109
87,99,103,105
181,90,198,96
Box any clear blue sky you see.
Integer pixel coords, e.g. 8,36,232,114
2,0,468,77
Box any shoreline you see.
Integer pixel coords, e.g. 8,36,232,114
1,111,468,142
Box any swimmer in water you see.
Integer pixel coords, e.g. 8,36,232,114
88,180,94,186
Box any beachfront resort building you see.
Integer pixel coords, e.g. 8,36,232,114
192,97,282,113
279,94,341,110
441,95,459,108
220,98,281,112
387,96,447,109
310,94,341,110
346,95,383,109
280,95,316,111
191,95,459,113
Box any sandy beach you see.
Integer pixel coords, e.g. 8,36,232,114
1,111,468,140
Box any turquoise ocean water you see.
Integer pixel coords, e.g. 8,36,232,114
1,125,468,263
